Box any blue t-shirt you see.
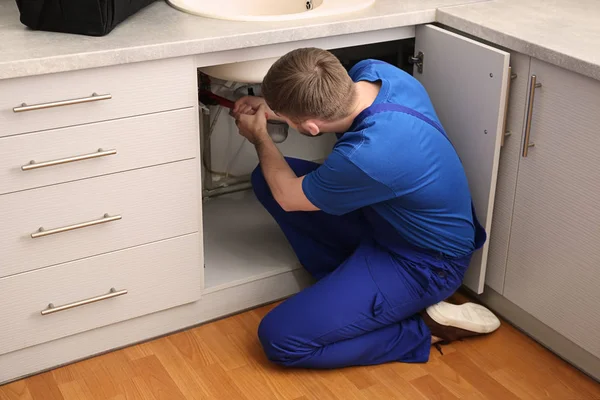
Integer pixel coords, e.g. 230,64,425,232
302,59,476,258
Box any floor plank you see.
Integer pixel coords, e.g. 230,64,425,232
25,373,64,400
410,374,459,400
130,355,187,400
1,298,599,400
0,380,33,400
58,380,95,400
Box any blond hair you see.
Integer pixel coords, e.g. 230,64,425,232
261,48,356,122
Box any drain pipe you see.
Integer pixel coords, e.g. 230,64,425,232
201,83,282,199
199,102,215,191
200,101,254,199
203,181,253,199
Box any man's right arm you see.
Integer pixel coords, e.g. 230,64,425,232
302,151,397,216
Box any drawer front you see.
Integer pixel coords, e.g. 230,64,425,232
0,108,198,195
0,234,202,356
0,159,200,278
0,57,196,137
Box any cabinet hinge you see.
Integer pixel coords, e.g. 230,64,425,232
408,51,424,74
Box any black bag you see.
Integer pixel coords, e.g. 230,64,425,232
15,0,156,36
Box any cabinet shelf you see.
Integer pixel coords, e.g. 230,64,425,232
202,189,301,293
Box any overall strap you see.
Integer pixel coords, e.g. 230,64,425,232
353,103,448,140
354,103,487,253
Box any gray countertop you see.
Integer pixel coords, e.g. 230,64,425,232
0,0,599,81
0,0,485,80
437,0,600,81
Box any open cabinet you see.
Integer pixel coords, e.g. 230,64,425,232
412,25,510,293
199,86,336,294
198,24,510,297
0,23,521,386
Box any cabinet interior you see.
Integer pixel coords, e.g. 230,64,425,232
199,38,416,292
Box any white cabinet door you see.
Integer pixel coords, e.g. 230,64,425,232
485,52,531,294
413,25,510,293
504,59,600,359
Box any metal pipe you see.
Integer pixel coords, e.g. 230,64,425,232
203,181,253,199
199,103,214,190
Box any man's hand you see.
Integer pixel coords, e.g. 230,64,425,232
231,96,284,122
234,104,271,146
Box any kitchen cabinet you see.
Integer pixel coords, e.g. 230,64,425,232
0,233,201,356
0,56,204,383
0,57,195,137
200,24,511,296
0,24,511,383
5,20,599,384
503,58,600,360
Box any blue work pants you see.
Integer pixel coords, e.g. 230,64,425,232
252,157,485,368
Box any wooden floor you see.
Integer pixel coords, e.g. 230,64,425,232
1,297,599,400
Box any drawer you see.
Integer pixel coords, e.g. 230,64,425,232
0,108,198,195
0,159,200,278
0,57,196,137
0,233,202,356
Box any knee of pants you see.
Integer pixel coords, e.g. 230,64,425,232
250,165,271,204
257,312,312,367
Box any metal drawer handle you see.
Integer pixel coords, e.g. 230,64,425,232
13,93,112,113
22,148,117,171
31,213,121,239
41,288,128,316
501,67,516,147
523,75,542,157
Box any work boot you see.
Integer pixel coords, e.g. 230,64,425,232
421,301,501,353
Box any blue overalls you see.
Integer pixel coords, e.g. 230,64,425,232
252,99,486,369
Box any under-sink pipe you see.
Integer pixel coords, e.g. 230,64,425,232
225,138,247,179
200,82,270,198
201,100,253,199
203,181,253,199
199,103,215,191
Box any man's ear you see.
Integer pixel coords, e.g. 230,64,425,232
302,120,321,136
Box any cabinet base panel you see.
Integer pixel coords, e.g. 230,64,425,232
203,190,301,293
0,268,313,385
474,285,600,382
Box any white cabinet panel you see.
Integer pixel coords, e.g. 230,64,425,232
414,24,510,293
504,59,600,359
484,52,531,293
0,160,200,277
0,234,202,356
0,108,197,195
0,57,196,137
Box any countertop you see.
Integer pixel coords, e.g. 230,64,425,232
0,0,485,80
0,0,599,81
437,0,600,81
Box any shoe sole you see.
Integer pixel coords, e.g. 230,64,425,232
427,302,501,334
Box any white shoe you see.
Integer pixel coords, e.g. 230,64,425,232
422,301,501,342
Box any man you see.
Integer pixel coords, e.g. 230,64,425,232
230,48,500,369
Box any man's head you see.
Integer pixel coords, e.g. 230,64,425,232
261,48,357,136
